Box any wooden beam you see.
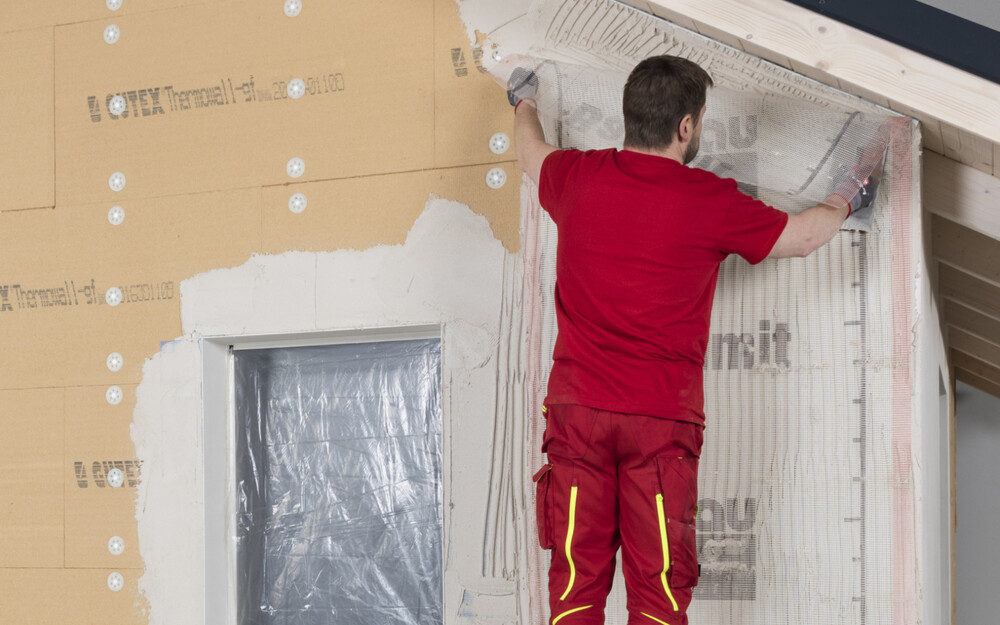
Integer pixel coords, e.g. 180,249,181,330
923,152,1000,244
938,264,1000,321
950,328,1000,371
932,214,1000,285
623,0,1000,145
955,365,1000,399
838,80,891,110
945,298,1000,344
643,2,699,31
888,98,944,153
939,125,995,175
952,350,1000,386
926,151,1000,243
787,57,839,86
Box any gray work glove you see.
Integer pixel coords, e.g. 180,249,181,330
846,166,879,214
844,172,878,230
835,152,885,231
834,122,890,230
507,67,538,107
832,163,878,214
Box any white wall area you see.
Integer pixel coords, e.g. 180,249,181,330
955,380,1000,625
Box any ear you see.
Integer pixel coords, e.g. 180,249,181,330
677,112,695,144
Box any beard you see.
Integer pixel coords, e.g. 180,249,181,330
683,135,701,165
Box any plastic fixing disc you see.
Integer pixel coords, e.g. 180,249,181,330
108,206,125,226
284,0,302,17
107,468,125,488
108,172,126,192
105,287,123,306
108,95,127,116
288,193,307,213
104,24,120,44
106,385,123,405
286,157,305,178
286,78,306,99
108,536,125,556
489,132,510,155
107,352,124,372
107,572,124,592
106,0,123,10
486,167,507,189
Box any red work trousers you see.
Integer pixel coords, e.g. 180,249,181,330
534,404,703,625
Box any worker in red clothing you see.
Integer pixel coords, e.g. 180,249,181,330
510,55,876,625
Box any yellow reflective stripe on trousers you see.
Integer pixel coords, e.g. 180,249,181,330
559,485,580,601
552,604,593,624
655,493,680,612
640,611,673,625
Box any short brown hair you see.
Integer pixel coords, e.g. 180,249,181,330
622,55,713,150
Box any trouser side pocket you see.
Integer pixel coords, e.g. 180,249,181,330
655,455,699,589
533,463,555,549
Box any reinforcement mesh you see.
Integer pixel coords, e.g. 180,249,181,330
499,55,891,230
517,54,916,625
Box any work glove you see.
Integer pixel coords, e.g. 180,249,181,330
845,166,879,214
831,121,890,223
832,159,882,217
507,67,539,107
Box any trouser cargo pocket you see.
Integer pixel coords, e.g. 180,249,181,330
533,463,555,549
664,517,699,588
656,454,699,589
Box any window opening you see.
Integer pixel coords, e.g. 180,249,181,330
233,338,443,625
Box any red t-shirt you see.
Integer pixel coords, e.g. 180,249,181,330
538,148,789,425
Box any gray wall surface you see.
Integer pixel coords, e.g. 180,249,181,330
955,380,1000,625
917,0,1000,32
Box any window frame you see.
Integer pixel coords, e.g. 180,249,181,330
202,324,442,625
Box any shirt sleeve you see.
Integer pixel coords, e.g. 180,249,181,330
537,149,583,222
718,183,790,265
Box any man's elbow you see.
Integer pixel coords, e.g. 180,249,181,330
792,235,822,258
517,143,557,186
770,232,822,259
515,145,533,181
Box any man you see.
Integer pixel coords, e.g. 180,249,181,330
511,55,873,625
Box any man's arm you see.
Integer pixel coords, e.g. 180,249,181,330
767,195,850,259
514,103,558,185
769,143,884,259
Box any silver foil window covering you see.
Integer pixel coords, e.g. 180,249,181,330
234,339,443,625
